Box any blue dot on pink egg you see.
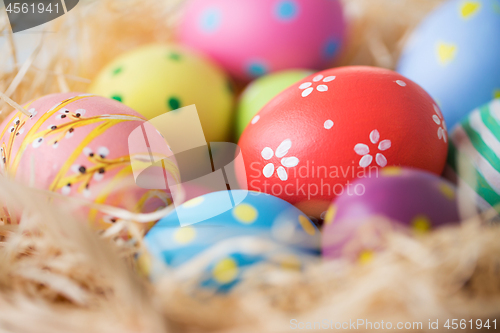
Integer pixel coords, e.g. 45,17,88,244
247,61,268,77
200,7,222,33
323,38,340,59
275,0,299,21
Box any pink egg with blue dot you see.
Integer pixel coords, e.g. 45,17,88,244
178,0,346,81
322,167,462,262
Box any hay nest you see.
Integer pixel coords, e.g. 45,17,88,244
0,0,499,332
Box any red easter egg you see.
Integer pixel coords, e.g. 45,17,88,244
237,66,448,216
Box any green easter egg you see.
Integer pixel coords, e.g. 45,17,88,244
235,69,313,140
448,98,500,211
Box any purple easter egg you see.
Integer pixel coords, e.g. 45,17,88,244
322,167,461,261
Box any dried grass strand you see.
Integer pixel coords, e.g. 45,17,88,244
0,91,30,116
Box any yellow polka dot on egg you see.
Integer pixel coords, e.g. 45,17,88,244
460,1,481,19
324,205,337,225
380,167,403,177
494,89,500,99
232,203,258,224
136,253,152,276
438,182,455,200
437,42,458,65
212,258,239,284
183,196,204,208
174,226,196,244
358,250,375,264
279,255,302,271
298,215,316,236
411,215,432,234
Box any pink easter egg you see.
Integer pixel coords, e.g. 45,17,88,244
0,93,177,230
178,0,346,81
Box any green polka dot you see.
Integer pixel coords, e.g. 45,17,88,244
111,95,123,102
112,67,123,76
167,97,181,110
168,53,181,61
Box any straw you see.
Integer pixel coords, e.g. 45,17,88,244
0,1,498,332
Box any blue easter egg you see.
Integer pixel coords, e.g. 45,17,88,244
145,190,320,293
397,0,500,129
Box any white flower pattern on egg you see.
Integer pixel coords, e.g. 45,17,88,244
261,139,299,181
299,74,336,98
354,130,392,168
251,115,260,125
433,104,447,143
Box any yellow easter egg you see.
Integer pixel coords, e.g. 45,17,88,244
89,44,235,142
